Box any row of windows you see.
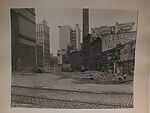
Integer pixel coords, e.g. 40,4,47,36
36,25,49,33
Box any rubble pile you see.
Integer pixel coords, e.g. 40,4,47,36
73,71,113,84
51,70,133,84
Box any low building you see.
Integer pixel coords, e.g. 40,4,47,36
101,44,121,73
120,40,136,75
57,49,67,65
101,40,136,75
50,54,58,68
69,50,83,71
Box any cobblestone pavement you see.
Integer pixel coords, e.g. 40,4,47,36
11,95,128,109
11,86,133,109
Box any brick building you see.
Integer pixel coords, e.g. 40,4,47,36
101,40,136,75
91,22,137,74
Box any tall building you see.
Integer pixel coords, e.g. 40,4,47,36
58,25,71,50
70,28,76,51
36,20,50,71
58,25,72,66
70,24,81,51
59,24,81,51
11,8,36,72
58,24,81,65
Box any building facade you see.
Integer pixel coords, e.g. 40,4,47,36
101,40,136,75
91,22,137,75
58,24,81,66
102,31,137,52
36,45,43,68
91,22,135,38
70,24,81,51
50,53,58,68
59,25,81,51
90,37,102,71
69,50,83,71
57,49,67,65
11,8,36,72
82,34,91,69
58,25,72,50
36,20,51,71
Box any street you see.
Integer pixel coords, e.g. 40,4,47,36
11,72,133,93
11,72,133,108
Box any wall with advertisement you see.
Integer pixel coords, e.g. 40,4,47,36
102,31,137,52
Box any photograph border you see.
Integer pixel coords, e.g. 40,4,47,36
0,0,150,113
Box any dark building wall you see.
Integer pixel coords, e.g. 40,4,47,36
36,45,43,67
50,56,58,67
69,51,83,71
11,8,36,72
18,43,36,71
82,34,91,69
91,37,102,70
11,10,19,72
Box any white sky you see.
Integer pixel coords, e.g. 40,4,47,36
35,8,138,56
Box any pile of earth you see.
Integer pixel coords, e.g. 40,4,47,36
52,70,133,84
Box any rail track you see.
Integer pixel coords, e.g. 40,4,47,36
11,86,133,109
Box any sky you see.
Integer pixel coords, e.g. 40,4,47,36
35,8,138,56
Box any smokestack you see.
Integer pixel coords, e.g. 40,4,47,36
83,8,89,39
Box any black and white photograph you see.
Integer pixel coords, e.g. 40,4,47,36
11,8,138,109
